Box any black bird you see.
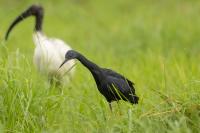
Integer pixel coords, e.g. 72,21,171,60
60,50,139,110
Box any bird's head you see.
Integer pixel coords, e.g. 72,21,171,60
27,5,44,16
5,5,44,40
59,50,78,68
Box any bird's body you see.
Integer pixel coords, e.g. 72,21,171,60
60,50,139,110
33,32,75,79
96,68,137,104
5,5,75,82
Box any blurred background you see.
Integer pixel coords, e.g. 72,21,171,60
0,0,200,132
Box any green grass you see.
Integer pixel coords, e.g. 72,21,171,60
0,0,200,132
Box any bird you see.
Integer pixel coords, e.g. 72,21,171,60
5,5,75,84
59,50,139,110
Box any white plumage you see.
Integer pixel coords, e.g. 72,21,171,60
33,32,75,80
5,5,75,83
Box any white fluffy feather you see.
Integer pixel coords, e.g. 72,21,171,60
33,32,75,81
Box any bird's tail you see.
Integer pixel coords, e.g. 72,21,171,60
130,95,139,104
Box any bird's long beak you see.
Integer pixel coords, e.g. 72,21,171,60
5,8,32,40
5,5,44,40
59,59,69,69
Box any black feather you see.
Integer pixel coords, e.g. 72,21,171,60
61,50,139,110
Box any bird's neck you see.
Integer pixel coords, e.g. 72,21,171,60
33,32,46,46
34,12,43,31
77,54,101,73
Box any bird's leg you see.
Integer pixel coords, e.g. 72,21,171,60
109,103,113,112
109,102,112,112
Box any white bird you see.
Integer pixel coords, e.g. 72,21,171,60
5,5,75,84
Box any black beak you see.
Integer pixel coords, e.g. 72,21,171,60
59,59,69,69
5,8,31,40
5,5,43,40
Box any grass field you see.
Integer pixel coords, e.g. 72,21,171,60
0,0,200,132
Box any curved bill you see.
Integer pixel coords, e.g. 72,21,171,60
59,59,69,69
5,8,32,40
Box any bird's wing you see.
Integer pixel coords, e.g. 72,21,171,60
103,68,135,88
50,38,72,57
105,75,136,102
42,37,75,73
